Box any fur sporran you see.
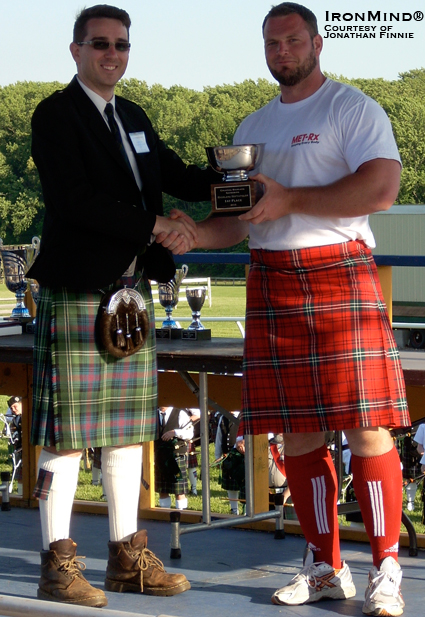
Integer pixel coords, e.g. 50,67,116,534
97,288,149,358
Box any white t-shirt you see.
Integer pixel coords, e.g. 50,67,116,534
234,78,401,251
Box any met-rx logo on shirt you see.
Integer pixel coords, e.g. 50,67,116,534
291,133,320,147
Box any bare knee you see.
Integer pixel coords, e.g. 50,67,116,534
344,426,394,457
283,432,326,456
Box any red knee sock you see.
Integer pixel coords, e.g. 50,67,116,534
351,447,402,568
284,444,341,569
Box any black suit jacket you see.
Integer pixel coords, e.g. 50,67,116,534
28,77,217,289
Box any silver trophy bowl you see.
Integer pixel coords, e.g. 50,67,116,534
0,236,40,318
158,264,188,328
206,144,265,182
186,287,206,330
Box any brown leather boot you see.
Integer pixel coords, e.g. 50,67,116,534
38,538,107,607
105,530,190,596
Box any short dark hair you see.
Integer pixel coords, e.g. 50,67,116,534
262,2,318,38
73,4,131,42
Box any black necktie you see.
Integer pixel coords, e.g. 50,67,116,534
160,410,167,435
104,102,132,173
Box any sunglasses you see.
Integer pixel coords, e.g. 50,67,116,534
77,40,131,52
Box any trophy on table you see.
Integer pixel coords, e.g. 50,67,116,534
186,287,206,330
206,144,265,216
157,264,188,335
0,236,40,320
182,287,211,340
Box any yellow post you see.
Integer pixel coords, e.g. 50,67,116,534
24,289,37,319
140,441,155,510
252,434,270,513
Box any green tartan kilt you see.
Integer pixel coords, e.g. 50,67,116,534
220,449,246,496
31,277,159,451
154,446,188,495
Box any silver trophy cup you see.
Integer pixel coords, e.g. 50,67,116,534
0,236,40,318
205,144,265,215
158,264,189,328
186,287,206,330
206,144,265,182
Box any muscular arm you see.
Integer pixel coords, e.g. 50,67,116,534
196,216,249,249
240,158,401,225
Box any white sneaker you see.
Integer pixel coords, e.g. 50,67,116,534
271,559,356,606
362,556,405,616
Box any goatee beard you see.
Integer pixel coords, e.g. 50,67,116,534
269,49,317,87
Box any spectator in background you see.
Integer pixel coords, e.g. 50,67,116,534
155,407,194,509
268,433,290,506
186,409,200,496
215,412,244,515
3,396,23,494
413,423,425,473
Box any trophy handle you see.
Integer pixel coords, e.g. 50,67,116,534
182,264,188,279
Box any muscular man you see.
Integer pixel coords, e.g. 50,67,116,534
168,4,409,615
28,4,217,607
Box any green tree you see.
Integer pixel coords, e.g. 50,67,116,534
1,72,424,271
0,81,64,243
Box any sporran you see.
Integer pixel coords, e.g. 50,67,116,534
97,287,149,358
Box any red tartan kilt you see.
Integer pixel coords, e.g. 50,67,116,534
240,241,410,436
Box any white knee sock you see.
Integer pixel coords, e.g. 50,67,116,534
228,490,239,514
92,466,102,485
176,497,188,510
188,468,197,490
37,449,81,550
159,496,172,508
101,445,143,542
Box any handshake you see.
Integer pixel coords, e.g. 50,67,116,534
152,209,197,255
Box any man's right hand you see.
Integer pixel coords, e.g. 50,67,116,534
153,210,198,254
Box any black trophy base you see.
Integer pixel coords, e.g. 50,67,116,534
155,328,182,340
181,329,211,341
210,180,258,216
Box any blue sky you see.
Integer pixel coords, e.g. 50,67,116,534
1,0,423,89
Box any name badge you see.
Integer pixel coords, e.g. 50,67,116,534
129,131,150,154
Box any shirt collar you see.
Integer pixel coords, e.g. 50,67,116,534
76,76,116,116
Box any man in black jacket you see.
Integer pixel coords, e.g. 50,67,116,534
28,4,217,607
